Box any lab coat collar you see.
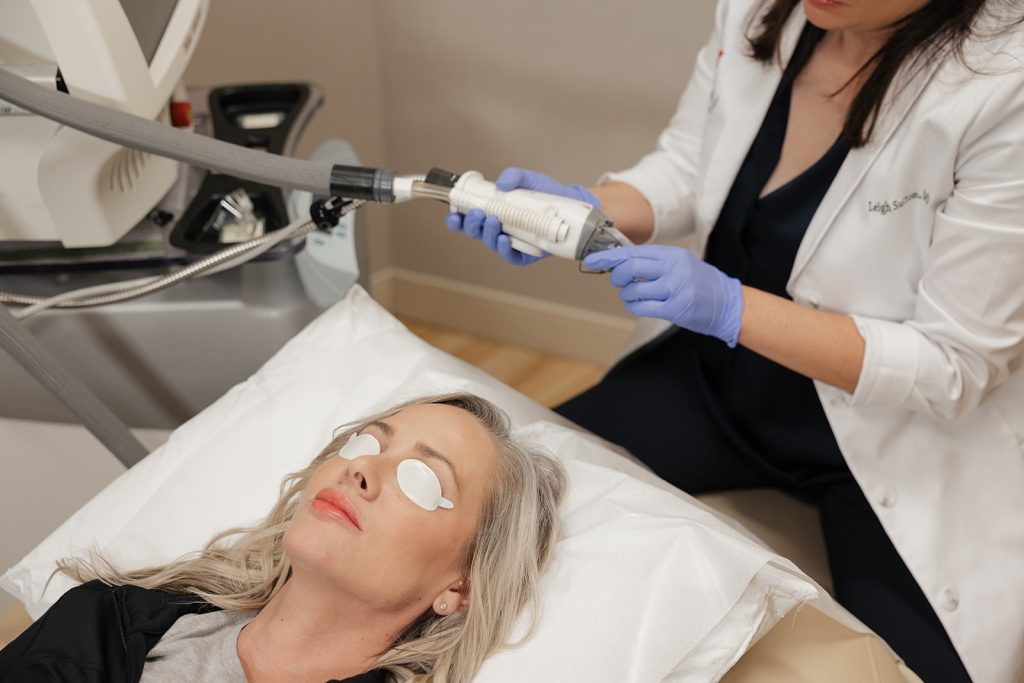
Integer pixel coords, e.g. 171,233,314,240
699,1,946,293
786,28,946,288
701,3,807,230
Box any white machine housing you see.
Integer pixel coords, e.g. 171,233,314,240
0,0,208,247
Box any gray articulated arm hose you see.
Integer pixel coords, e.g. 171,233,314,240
0,68,398,199
0,304,149,468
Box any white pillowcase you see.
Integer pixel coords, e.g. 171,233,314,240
1,286,819,682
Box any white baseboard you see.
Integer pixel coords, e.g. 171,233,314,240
370,267,634,364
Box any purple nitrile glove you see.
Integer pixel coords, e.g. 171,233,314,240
445,167,600,266
583,244,744,347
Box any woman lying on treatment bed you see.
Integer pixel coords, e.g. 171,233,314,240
0,393,567,683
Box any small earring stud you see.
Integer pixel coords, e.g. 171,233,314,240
440,602,448,612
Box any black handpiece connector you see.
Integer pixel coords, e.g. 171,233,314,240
310,196,353,231
425,168,460,189
328,165,396,203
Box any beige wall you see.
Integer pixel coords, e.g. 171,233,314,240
186,0,717,346
377,0,715,317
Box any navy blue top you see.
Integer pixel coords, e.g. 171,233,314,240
670,24,852,485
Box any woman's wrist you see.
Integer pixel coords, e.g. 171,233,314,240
589,182,656,243
738,286,866,394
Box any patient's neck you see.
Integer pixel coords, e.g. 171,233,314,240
236,574,411,682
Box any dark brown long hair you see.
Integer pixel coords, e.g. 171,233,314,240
748,0,1019,147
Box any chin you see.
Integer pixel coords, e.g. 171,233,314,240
283,515,338,570
803,1,849,30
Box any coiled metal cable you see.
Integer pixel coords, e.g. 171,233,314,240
1,199,364,317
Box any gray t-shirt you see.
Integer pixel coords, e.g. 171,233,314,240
141,608,257,683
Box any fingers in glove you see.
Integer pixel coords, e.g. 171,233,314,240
619,280,672,303
463,209,486,239
496,167,528,192
583,248,636,271
625,299,667,319
497,167,560,195
608,258,665,288
497,234,537,266
445,213,464,233
482,215,503,252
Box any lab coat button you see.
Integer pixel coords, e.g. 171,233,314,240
878,486,898,508
941,587,959,612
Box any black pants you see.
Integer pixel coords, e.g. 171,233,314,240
555,341,973,683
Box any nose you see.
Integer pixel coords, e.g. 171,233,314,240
346,456,381,501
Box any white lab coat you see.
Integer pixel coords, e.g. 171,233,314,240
605,1,1024,681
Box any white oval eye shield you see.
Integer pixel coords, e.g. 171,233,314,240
337,433,455,511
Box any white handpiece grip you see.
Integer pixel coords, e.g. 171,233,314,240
507,237,544,257
449,171,595,260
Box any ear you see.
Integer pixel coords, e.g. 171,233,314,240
432,578,469,616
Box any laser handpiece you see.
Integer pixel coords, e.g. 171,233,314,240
443,170,629,260
388,168,631,262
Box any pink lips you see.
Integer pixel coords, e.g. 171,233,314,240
313,489,362,530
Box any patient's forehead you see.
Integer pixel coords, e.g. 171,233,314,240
381,404,499,483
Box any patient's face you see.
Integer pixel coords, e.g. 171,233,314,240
284,403,498,614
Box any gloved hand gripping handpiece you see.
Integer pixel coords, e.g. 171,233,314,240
432,169,631,261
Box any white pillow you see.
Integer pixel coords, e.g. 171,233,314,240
1,286,819,682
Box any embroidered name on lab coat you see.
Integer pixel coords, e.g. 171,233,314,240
867,189,931,216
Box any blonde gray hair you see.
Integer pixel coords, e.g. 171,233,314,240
58,392,567,683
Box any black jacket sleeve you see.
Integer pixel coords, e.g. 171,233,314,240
0,581,130,682
1,580,388,683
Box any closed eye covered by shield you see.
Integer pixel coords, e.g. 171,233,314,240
337,433,455,511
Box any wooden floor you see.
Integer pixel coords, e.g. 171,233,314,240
0,605,31,650
0,320,606,649
403,320,605,409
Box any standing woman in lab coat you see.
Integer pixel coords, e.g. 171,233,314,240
448,0,1024,680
